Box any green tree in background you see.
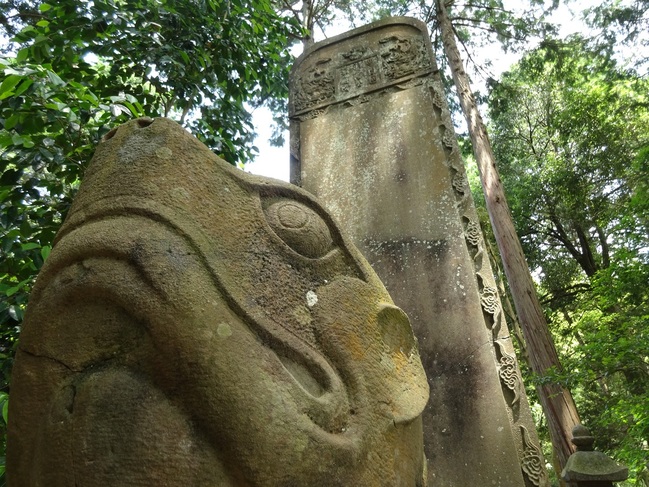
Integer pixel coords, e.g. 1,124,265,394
276,0,353,48
584,0,648,71
351,0,557,70
488,37,649,481
0,1,301,480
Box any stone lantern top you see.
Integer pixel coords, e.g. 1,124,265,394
572,424,596,451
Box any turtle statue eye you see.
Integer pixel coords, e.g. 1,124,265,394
264,200,334,258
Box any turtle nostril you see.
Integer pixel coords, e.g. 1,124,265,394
102,118,154,142
102,127,118,141
136,118,154,128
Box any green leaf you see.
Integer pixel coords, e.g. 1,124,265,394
0,392,7,423
11,133,24,146
15,47,29,63
0,75,22,97
21,242,41,251
0,131,12,147
21,136,34,148
45,70,65,87
14,78,34,97
5,114,20,130
6,286,21,297
40,245,52,261
2,396,8,424
122,101,140,116
38,3,52,12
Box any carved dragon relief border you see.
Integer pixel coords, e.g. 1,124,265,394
289,27,433,184
290,32,432,118
429,77,549,487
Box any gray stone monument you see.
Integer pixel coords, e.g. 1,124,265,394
289,17,549,487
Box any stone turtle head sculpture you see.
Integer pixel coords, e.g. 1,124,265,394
8,118,428,486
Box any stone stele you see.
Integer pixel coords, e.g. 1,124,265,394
290,17,549,487
7,117,429,486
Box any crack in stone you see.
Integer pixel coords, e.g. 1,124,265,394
18,347,76,372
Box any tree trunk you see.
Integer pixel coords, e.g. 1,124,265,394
435,0,581,471
595,225,611,269
301,0,315,49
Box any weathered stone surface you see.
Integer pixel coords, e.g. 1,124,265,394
7,117,429,486
563,452,629,483
290,17,548,487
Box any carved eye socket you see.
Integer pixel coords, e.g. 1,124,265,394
264,200,333,258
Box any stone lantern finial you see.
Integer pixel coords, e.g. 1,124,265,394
571,424,595,451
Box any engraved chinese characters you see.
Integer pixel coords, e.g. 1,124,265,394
7,118,429,486
290,17,549,487
292,31,431,114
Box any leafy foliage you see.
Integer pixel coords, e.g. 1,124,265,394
274,0,354,48
584,0,649,72
488,38,649,481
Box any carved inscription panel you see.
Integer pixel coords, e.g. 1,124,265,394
290,25,432,115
